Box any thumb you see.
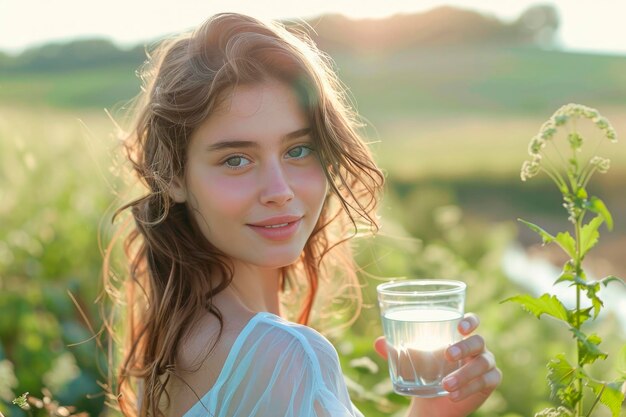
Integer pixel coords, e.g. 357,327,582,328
373,336,388,360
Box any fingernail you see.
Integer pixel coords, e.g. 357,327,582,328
460,320,470,332
448,346,461,359
443,376,458,389
449,390,461,400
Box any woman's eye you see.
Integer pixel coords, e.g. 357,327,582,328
224,155,251,168
286,145,313,159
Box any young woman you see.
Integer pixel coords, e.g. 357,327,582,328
104,12,501,417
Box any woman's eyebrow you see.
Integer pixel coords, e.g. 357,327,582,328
205,127,311,152
284,127,311,140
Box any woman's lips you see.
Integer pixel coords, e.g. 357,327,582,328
247,216,303,241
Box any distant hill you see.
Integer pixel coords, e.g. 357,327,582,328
0,39,146,73
0,5,558,73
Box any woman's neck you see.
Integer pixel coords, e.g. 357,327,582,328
218,263,282,316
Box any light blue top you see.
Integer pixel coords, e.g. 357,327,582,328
182,312,364,417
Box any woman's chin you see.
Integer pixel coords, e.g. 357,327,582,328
253,251,304,270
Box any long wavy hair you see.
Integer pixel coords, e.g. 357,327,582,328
101,12,384,417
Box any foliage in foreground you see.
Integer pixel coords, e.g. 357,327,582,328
7,389,87,417
504,104,626,417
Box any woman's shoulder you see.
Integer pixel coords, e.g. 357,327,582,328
174,311,338,388
252,312,340,363
166,311,257,417
179,312,360,417
176,310,256,369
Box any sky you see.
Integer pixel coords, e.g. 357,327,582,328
2,0,626,56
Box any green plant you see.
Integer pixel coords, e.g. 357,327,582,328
503,103,626,417
10,389,88,417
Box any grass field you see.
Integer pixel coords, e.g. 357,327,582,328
341,47,626,124
0,64,140,109
371,106,626,179
2,46,626,115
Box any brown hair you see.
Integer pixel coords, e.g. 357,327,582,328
102,12,383,417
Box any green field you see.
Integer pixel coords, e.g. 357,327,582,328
4,45,626,181
3,46,626,114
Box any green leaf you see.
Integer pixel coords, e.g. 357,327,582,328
502,293,569,322
548,354,576,385
554,271,575,285
517,219,577,258
599,275,625,287
587,380,624,417
586,286,604,318
555,231,577,258
518,219,555,245
12,392,29,409
569,328,607,365
580,216,603,257
569,307,592,327
547,354,578,408
555,261,576,285
572,277,603,318
517,219,576,258
589,196,613,231
563,260,575,272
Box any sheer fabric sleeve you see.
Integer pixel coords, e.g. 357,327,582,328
196,315,364,417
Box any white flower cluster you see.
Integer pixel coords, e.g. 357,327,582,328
528,104,617,156
562,195,579,224
550,103,617,142
590,156,610,173
521,155,542,181
534,407,573,417
521,103,618,182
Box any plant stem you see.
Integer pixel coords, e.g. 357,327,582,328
574,214,584,417
540,166,568,192
580,166,597,190
542,151,568,188
585,385,605,417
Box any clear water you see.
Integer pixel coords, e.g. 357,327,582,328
381,307,462,397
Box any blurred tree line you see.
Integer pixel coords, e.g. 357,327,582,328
0,5,558,73
308,5,559,53
0,40,145,73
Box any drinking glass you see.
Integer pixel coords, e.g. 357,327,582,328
377,279,466,397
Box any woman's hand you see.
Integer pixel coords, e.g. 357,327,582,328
373,313,501,417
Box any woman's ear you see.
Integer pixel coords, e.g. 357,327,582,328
169,177,187,203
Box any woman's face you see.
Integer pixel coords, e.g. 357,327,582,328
174,80,328,271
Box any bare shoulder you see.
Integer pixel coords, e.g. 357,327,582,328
179,311,252,367
164,310,254,417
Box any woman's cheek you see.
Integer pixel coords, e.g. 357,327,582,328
188,168,253,213
206,173,256,207
300,164,328,200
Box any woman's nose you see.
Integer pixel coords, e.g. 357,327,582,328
259,161,294,206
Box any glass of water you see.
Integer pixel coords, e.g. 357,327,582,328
377,279,466,397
